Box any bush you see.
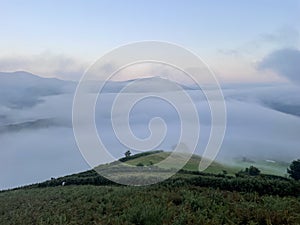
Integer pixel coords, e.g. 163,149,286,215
236,166,260,177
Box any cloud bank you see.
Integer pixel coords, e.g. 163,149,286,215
257,48,300,84
0,72,300,190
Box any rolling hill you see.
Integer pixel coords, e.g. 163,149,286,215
121,151,238,174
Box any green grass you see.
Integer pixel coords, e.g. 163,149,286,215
124,151,238,175
91,151,240,185
231,159,289,176
98,151,289,177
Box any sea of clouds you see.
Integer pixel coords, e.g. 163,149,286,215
0,69,299,190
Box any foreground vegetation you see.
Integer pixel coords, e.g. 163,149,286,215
1,151,300,225
0,185,300,225
1,185,300,225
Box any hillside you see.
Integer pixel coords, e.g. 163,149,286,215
10,150,294,190
121,151,238,174
1,151,300,225
1,185,300,225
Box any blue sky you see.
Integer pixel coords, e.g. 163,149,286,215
0,0,299,81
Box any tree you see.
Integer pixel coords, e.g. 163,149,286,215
287,159,300,181
248,166,260,176
236,166,260,177
124,150,131,158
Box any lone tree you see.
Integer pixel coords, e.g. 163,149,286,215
287,159,300,181
237,165,260,177
248,166,261,176
124,150,131,158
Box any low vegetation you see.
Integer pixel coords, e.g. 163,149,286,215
1,151,300,225
1,185,300,225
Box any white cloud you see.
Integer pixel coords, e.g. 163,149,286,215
257,48,300,84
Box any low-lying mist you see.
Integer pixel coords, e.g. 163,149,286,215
0,71,299,189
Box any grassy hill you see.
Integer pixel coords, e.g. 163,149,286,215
92,151,241,186
123,151,238,175
1,151,300,225
116,151,288,176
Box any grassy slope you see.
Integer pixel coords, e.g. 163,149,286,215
121,151,289,176
97,151,287,177
124,151,239,175
231,159,289,176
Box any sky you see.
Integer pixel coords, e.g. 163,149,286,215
0,0,299,81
